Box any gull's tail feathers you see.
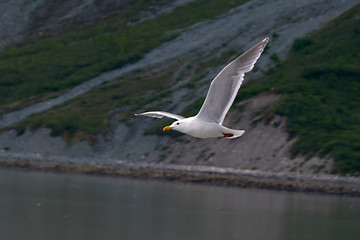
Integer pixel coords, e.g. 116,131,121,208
221,126,245,139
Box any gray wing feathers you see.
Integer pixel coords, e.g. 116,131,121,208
196,37,269,124
135,111,185,120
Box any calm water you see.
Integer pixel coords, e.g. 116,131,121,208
0,169,359,240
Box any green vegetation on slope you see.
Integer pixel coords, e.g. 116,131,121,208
236,4,360,175
0,0,250,115
9,66,177,145
2,1,359,175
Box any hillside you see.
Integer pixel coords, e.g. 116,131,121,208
238,7,360,174
0,0,359,176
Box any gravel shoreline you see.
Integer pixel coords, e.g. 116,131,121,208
1,157,359,197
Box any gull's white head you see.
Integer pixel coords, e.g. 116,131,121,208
163,120,187,133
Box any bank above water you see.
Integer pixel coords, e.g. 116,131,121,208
1,157,359,197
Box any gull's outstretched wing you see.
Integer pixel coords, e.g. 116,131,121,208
196,37,269,124
135,111,185,121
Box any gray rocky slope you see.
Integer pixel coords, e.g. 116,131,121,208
0,0,359,175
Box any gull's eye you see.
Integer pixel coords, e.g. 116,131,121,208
176,122,179,125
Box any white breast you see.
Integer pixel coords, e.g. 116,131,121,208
182,118,223,138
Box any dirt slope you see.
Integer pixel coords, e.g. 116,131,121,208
0,0,358,175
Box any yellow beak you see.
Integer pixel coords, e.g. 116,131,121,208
163,126,173,131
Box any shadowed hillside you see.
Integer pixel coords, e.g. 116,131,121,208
0,0,359,176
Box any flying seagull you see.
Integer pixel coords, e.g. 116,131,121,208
135,37,269,139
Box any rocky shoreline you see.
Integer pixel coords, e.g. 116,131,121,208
1,157,359,197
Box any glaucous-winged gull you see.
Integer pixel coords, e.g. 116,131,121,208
135,37,269,139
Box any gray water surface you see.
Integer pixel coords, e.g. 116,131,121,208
0,169,359,240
